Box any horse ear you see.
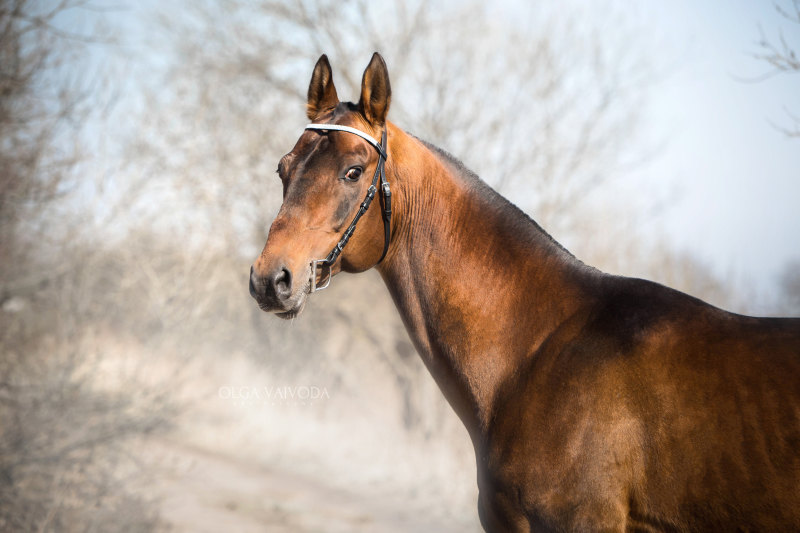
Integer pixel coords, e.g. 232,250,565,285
307,54,339,120
359,52,391,126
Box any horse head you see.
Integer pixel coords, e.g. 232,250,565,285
250,53,392,318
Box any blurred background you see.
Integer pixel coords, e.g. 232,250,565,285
1,0,798,531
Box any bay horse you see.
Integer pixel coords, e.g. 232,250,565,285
249,53,800,532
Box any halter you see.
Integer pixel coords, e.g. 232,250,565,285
305,123,392,292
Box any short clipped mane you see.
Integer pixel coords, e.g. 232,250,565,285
413,135,577,261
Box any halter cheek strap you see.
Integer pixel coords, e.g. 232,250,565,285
304,123,392,292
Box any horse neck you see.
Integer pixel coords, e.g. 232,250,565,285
376,123,596,440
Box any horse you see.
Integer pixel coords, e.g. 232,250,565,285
249,53,800,532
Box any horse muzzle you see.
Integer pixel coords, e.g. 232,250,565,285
249,264,308,318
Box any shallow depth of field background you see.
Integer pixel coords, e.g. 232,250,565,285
1,0,799,531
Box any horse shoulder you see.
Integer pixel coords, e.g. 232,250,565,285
482,275,800,530
481,289,653,530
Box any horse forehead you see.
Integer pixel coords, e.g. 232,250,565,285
282,141,339,206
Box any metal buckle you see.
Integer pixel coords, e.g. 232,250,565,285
309,259,332,293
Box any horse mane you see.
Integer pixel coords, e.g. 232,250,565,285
412,135,578,261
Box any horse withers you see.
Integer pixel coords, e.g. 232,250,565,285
249,53,800,532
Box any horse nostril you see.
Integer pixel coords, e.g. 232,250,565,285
272,267,292,300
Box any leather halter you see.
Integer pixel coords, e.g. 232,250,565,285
304,123,392,292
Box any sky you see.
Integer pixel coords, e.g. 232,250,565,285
636,0,800,298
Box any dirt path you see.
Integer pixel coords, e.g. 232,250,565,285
150,437,477,532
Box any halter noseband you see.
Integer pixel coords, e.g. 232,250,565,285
304,123,392,292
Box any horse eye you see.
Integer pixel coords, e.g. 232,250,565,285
344,167,362,181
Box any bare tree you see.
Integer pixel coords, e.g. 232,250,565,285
124,0,657,256
751,0,800,137
0,2,172,530
1,0,81,286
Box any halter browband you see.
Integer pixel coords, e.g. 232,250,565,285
305,123,392,292
306,123,387,159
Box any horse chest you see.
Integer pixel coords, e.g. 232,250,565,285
476,359,648,530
